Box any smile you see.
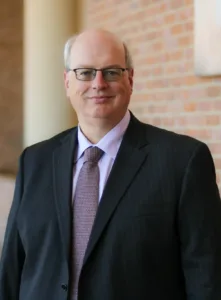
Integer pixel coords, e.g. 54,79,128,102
89,96,114,103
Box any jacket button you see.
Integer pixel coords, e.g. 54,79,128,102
61,284,68,291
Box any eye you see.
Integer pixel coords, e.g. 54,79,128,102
106,69,119,76
80,69,93,76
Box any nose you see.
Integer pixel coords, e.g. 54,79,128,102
92,70,108,90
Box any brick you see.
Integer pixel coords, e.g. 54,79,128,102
184,76,201,85
178,35,192,47
152,42,164,52
159,2,168,12
209,143,221,155
206,116,220,126
184,102,196,112
174,116,187,126
169,50,184,61
185,0,193,5
184,22,194,32
169,77,184,87
152,66,164,76
184,48,194,60
211,129,221,141
144,105,167,114
132,94,149,103
162,117,175,127
146,79,167,89
170,0,186,10
214,158,221,170
151,117,163,127
217,172,221,186
164,64,178,75
197,101,214,111
171,24,184,35
214,101,221,110
164,13,176,24
183,129,211,140
139,56,159,65
177,7,193,20
146,31,159,41
207,86,221,98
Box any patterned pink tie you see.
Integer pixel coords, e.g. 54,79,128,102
70,146,104,300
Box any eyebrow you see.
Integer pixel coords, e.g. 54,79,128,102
74,64,124,69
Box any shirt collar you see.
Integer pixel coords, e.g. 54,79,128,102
75,110,130,163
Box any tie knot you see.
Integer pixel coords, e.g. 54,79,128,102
83,147,103,163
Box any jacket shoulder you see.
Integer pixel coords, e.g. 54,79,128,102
141,121,205,150
22,127,77,160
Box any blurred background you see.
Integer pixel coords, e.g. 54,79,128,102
0,0,221,252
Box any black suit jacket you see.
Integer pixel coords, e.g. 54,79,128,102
1,114,221,300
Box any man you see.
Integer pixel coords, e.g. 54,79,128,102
0,29,221,300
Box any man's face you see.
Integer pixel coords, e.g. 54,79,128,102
64,31,133,125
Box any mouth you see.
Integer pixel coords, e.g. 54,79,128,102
89,96,114,104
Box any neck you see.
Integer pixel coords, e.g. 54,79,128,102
79,114,126,144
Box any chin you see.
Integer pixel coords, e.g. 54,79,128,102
91,112,112,119
89,105,115,119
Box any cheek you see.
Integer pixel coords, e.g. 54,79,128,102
69,82,88,98
114,78,132,94
69,83,92,111
115,83,131,98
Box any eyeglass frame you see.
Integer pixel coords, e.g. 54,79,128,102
67,67,130,82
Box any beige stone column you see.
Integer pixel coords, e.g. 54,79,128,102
23,0,77,146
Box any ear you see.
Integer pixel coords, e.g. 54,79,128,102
128,68,134,92
64,70,69,96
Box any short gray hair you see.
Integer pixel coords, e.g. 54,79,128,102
64,35,77,70
63,34,133,70
123,42,134,69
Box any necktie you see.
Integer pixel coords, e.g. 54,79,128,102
70,146,104,300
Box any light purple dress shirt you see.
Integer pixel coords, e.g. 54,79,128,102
72,110,130,202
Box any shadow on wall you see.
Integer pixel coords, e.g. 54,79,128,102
0,175,15,255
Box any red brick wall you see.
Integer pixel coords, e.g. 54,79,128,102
86,0,221,192
0,0,23,175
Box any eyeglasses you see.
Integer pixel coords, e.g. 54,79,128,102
68,67,129,82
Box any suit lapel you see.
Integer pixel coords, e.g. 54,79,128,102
53,128,77,262
83,115,150,264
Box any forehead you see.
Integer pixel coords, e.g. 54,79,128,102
70,33,125,68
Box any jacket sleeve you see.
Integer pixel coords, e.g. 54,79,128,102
0,150,26,300
179,142,221,299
